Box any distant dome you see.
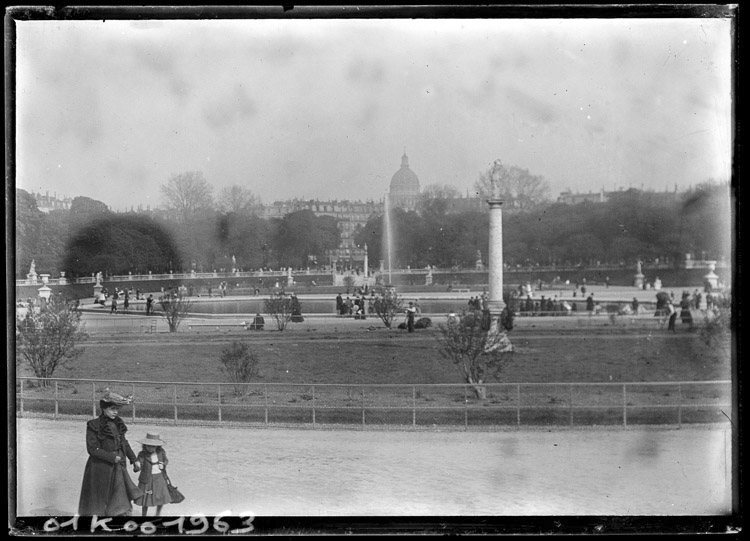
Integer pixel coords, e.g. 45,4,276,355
389,153,420,210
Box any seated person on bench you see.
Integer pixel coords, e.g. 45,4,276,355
249,313,265,330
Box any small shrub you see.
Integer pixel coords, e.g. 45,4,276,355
415,317,433,329
343,275,356,290
219,341,261,396
265,292,293,331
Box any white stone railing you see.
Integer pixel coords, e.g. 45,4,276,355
15,261,731,287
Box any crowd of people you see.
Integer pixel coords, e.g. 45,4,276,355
335,292,374,319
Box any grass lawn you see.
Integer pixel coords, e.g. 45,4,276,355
19,326,729,385
15,326,732,427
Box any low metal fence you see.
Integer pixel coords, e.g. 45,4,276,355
15,378,732,430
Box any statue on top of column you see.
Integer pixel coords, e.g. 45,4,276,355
490,159,504,200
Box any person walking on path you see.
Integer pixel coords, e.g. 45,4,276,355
586,294,595,313
666,300,677,332
680,293,694,329
406,302,417,333
78,392,143,516
146,294,154,316
290,295,304,323
110,297,118,314
134,433,174,517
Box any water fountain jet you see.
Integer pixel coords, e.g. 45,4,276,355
383,192,394,287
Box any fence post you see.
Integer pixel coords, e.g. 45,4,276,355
569,384,574,427
464,386,468,429
131,383,136,422
361,386,365,429
19,379,24,417
412,386,416,428
217,385,222,424
312,385,316,428
622,384,627,427
264,383,268,425
54,380,59,420
516,384,521,427
677,383,682,428
173,385,178,425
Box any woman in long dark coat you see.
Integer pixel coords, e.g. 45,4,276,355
78,392,143,516
680,294,694,328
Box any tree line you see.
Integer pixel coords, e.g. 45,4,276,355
355,180,732,270
15,170,731,279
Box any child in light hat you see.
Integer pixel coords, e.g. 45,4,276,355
134,433,173,516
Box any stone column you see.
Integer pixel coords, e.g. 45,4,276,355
487,198,506,314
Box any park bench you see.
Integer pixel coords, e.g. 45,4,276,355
452,288,471,293
188,323,247,331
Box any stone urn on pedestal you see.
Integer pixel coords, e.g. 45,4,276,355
704,262,719,291
633,260,645,289
93,272,103,301
38,284,52,301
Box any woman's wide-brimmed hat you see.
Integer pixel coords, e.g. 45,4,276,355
137,433,167,446
99,391,133,409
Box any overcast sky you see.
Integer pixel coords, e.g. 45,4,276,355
15,16,733,211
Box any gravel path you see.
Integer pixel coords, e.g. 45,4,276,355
14,418,731,517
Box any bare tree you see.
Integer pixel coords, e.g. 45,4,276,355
158,292,193,332
16,295,88,384
264,292,293,331
436,310,514,399
372,288,404,328
160,171,214,223
219,341,262,396
420,183,462,200
700,291,732,363
474,163,550,210
217,185,261,214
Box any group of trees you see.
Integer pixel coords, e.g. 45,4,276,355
15,172,340,278
15,167,732,279
355,181,732,270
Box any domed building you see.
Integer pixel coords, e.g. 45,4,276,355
388,152,420,211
